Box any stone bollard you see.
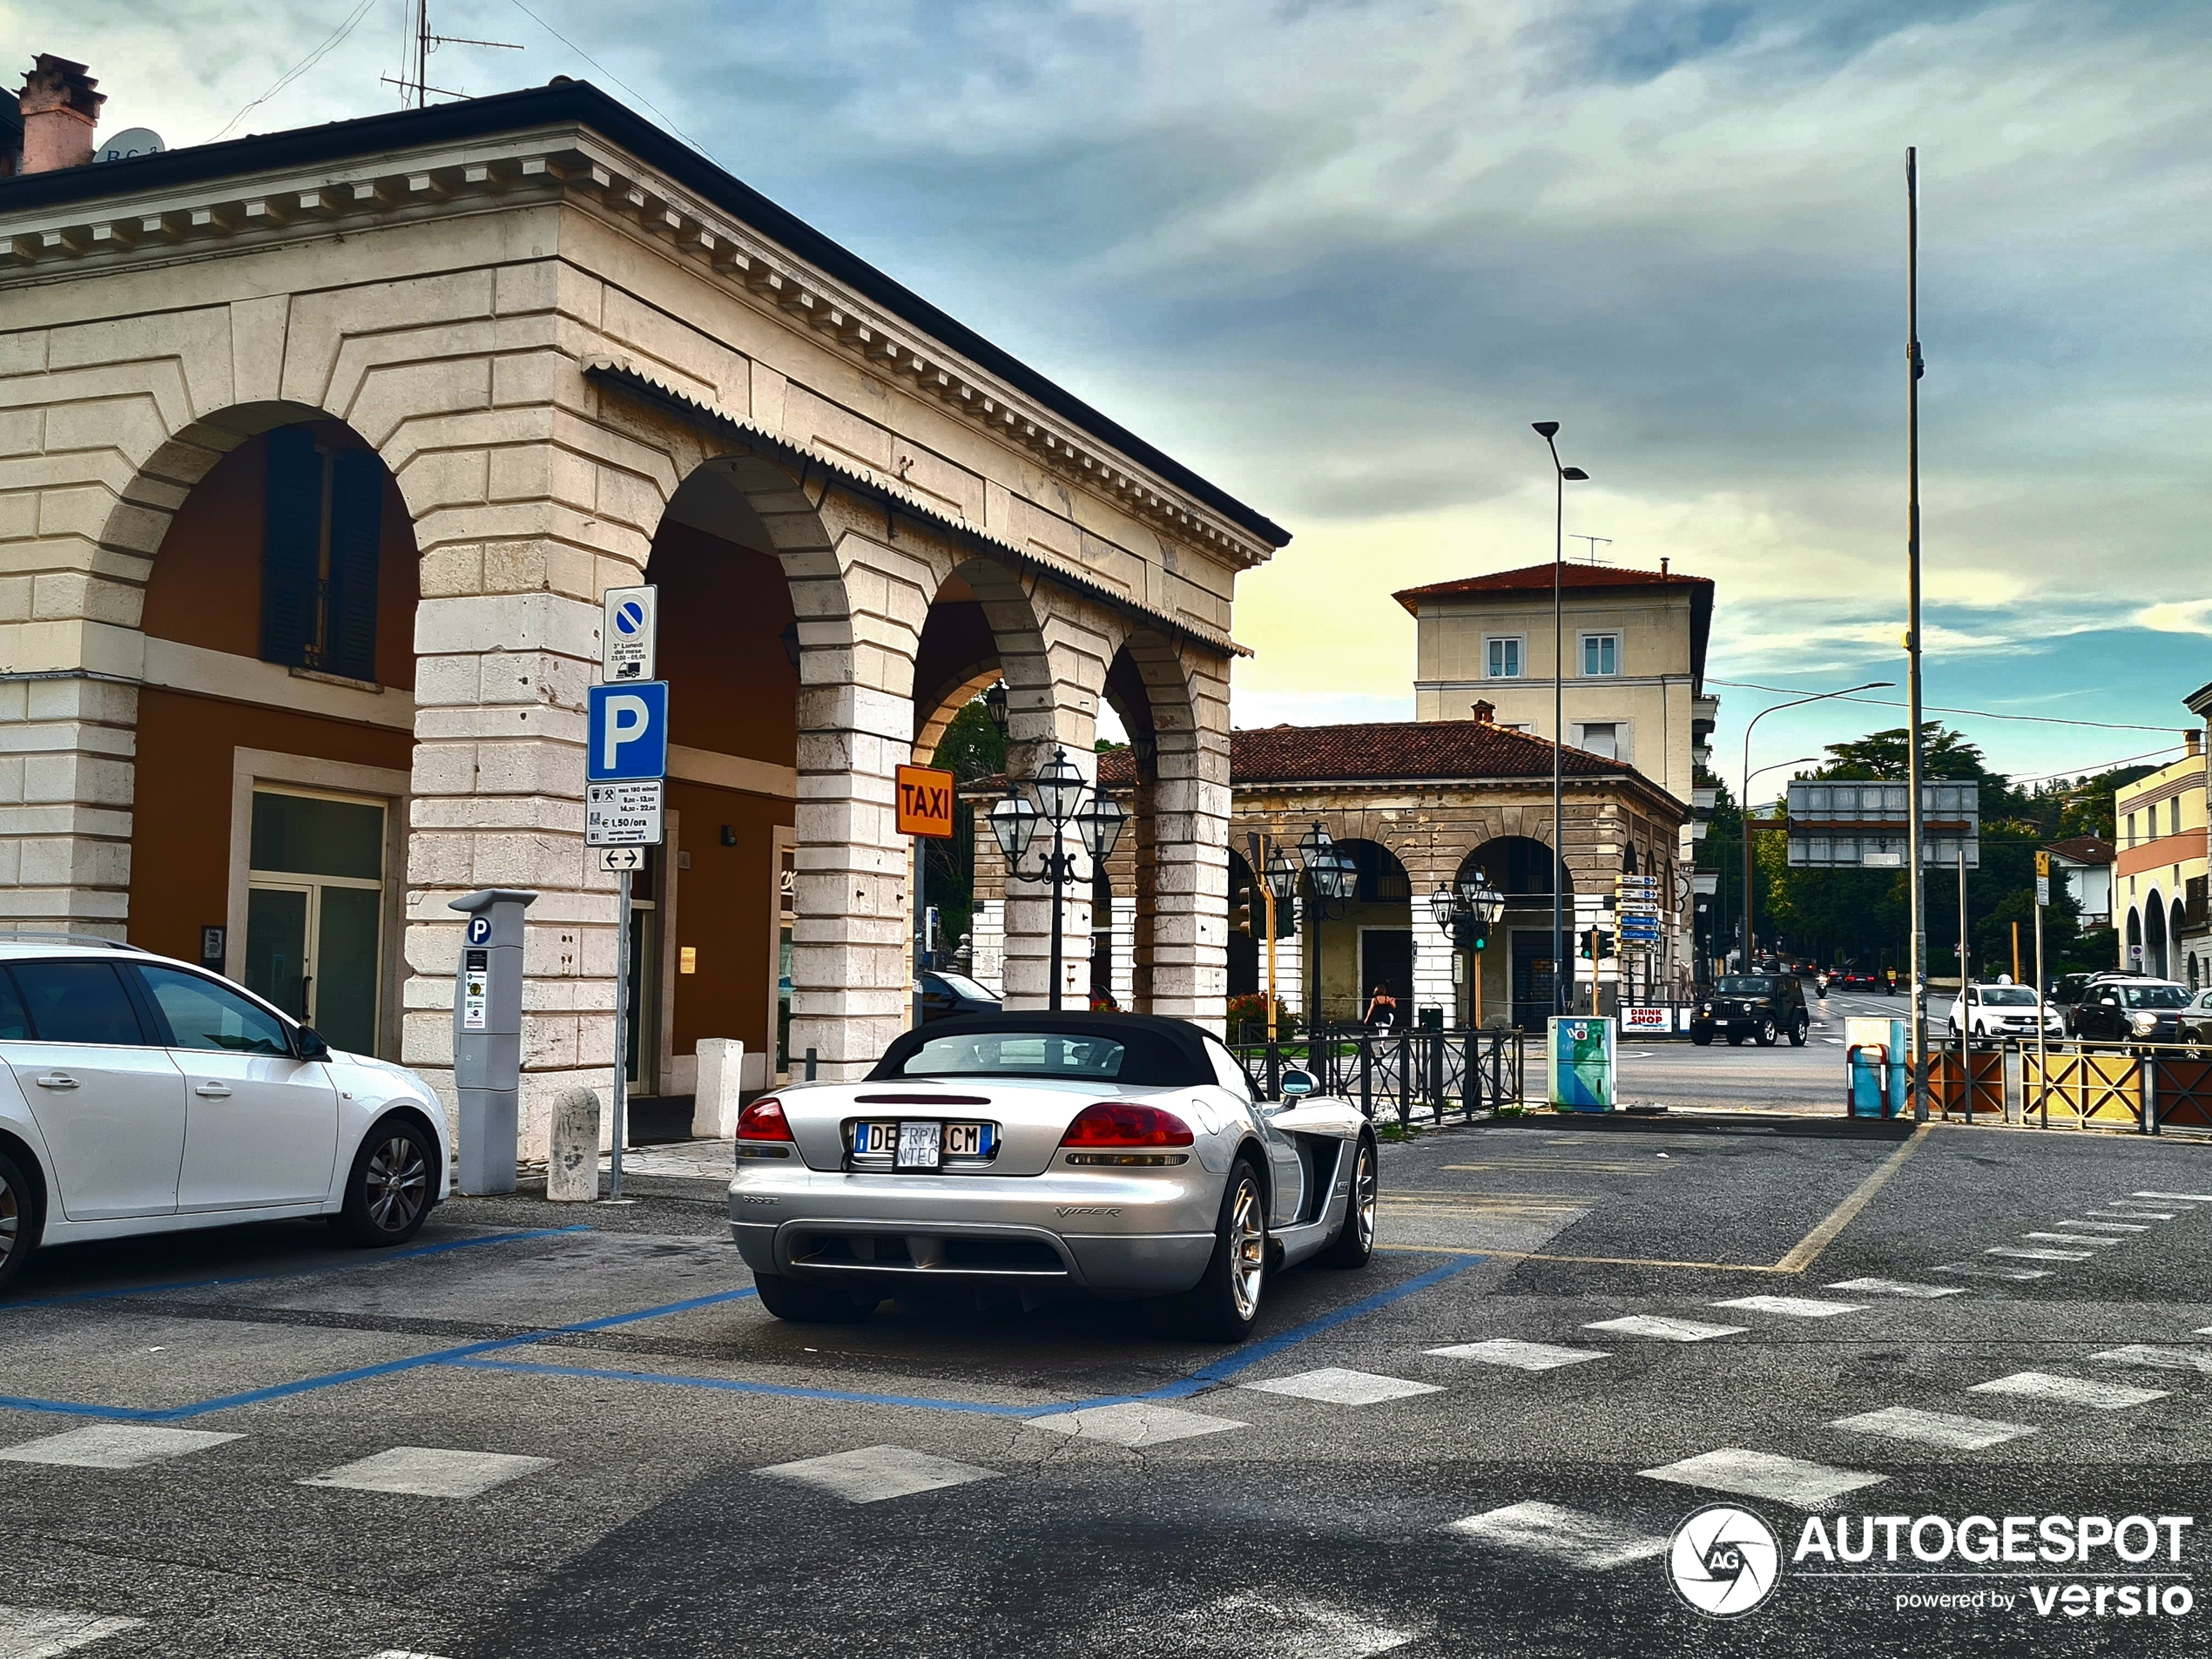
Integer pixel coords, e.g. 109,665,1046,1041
692,1038,746,1138
546,1086,603,1203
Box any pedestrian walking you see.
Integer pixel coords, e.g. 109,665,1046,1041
1363,984,1398,1033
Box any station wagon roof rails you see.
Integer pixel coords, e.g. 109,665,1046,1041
0,930,149,951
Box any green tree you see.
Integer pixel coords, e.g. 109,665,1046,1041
924,698,1008,962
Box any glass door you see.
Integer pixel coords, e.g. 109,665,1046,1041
245,788,387,1054
624,847,659,1093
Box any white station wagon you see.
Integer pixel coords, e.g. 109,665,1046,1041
0,937,451,1295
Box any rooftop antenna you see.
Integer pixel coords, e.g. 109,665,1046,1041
1569,534,1612,566
387,0,523,108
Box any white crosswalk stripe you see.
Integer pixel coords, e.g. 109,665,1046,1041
2052,1220,2149,1233
1426,1339,1610,1371
1829,1278,1966,1298
756,1445,1001,1504
2132,1191,2212,1203
2089,1345,2212,1376
1933,1262,2052,1280
1710,1295,1865,1318
1583,1314,1746,1342
300,1447,554,1500
1968,1372,2169,1410
1447,1501,1669,1570
1830,1405,2038,1450
1239,1368,1443,1406
0,1605,144,1658
0,1425,241,1471
1027,1402,1246,1447
2021,1232,2119,1247
1984,1246,2094,1261
1640,1447,1886,1507
2093,1208,2179,1220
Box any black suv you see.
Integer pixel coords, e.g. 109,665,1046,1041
1691,974,1811,1048
2069,975,2190,1046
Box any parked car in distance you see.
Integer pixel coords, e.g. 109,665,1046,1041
2068,977,2191,1046
0,937,451,1296
917,970,1002,1022
1690,974,1811,1048
2181,988,2212,1057
2047,972,2101,1028
1946,982,2064,1042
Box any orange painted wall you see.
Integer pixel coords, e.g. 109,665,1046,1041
649,521,796,763
668,782,793,1056
127,688,412,963
141,422,418,690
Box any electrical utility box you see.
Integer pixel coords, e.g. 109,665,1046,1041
449,888,537,1193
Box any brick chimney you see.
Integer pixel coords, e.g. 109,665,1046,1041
1470,699,1495,725
17,55,105,175
2189,728,2203,759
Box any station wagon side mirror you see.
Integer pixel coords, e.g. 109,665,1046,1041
1278,1068,1317,1100
294,1025,333,1062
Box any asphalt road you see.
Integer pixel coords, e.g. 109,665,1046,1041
1620,989,1914,1114
9,1114,2212,1657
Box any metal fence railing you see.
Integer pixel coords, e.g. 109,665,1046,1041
1229,1027,1527,1128
1911,1036,2212,1136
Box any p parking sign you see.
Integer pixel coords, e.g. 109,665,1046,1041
585,681,669,782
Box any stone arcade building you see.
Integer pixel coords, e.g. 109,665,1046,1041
0,79,1285,1150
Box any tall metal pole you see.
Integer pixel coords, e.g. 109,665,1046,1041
1906,146,1931,1123
2034,862,2047,1124
913,836,927,1030
1260,833,1279,1044
610,866,630,1199
1956,841,1970,1120
1552,460,1566,1016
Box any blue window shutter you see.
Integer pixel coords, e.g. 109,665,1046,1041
260,428,321,667
326,450,383,683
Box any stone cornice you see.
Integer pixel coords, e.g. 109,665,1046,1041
2,117,1280,573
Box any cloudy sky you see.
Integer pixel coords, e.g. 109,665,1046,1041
17,0,2209,794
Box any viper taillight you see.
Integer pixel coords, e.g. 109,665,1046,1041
1059,1102,1194,1148
737,1097,793,1141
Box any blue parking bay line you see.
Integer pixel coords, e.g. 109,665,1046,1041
426,1254,1487,1420
0,1278,758,1424
2,1224,596,1314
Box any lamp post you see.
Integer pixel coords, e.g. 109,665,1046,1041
988,746,1126,1010
1738,683,1892,969
1532,421,1590,1018
1430,871,1506,1029
1291,821,1354,1031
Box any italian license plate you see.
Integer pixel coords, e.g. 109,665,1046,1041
852,1120,994,1169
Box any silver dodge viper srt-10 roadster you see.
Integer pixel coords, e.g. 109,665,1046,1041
726,1012,1378,1342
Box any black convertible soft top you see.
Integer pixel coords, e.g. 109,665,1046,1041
867,1011,1217,1088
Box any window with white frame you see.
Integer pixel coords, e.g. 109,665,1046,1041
1486,636,1523,678
1575,722,1622,761
1580,632,1620,677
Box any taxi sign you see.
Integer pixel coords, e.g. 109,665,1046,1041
895,763,956,840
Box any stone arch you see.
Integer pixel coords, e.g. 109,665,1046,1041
2127,905,2143,970
1099,624,1226,1024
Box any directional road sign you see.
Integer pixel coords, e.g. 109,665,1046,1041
585,681,669,782
602,585,658,683
597,846,645,873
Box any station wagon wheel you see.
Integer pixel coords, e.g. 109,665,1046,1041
1319,1133,1378,1269
0,1147,40,1295
331,1115,437,1247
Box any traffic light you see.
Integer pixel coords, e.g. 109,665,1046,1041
1232,885,1254,937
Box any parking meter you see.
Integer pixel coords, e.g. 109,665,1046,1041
449,888,537,1193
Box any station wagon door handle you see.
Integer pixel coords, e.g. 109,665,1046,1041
193,1082,233,1097
34,1072,78,1089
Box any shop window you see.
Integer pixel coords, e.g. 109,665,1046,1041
261,427,382,682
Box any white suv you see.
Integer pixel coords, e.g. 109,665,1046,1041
0,937,450,1295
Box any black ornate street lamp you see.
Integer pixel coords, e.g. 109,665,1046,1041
988,746,1126,1010
1291,821,1356,1029
1430,871,1506,1029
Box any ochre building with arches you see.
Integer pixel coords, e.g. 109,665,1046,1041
0,82,1285,1150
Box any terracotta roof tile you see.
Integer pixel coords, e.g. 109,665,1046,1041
2045,835,2116,867
1393,561,1711,615
1094,718,1640,791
